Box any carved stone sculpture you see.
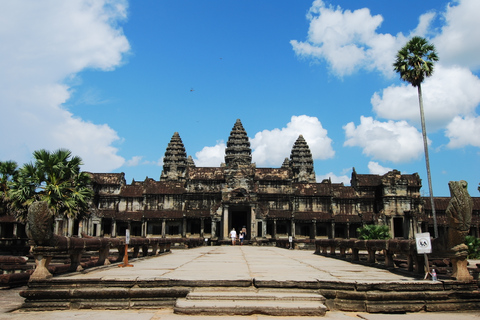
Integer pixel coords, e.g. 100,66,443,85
445,180,473,281
26,201,54,246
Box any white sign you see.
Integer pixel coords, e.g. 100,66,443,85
289,236,293,243
126,229,130,245
415,232,432,254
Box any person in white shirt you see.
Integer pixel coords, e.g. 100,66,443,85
229,228,237,245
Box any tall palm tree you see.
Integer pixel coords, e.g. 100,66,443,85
393,36,439,238
9,149,93,222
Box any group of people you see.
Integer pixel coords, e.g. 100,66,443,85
229,226,247,245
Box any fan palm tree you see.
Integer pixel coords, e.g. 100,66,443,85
9,149,93,222
393,36,439,238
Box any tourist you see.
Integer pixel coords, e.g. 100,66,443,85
229,228,237,245
239,226,246,245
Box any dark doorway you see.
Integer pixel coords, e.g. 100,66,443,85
230,206,250,240
393,217,404,238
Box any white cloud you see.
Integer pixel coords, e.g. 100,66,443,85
251,115,334,167
343,116,425,163
445,116,480,148
372,65,480,130
0,0,130,171
125,156,144,167
434,0,480,70
316,172,350,186
193,141,226,167
291,0,407,77
368,161,392,175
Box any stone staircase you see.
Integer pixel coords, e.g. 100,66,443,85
174,287,328,316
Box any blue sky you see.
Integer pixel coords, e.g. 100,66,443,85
1,0,479,196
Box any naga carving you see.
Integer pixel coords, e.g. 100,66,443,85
445,180,473,281
26,201,55,246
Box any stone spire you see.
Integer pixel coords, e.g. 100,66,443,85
225,119,252,168
289,135,316,183
160,132,188,181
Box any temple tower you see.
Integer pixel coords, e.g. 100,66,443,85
289,135,316,183
160,132,188,181
224,119,252,168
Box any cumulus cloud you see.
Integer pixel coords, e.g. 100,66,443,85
343,116,425,163
125,156,144,167
0,0,130,171
193,141,226,167
445,116,480,148
372,65,480,130
434,0,480,70
290,0,406,77
368,161,392,175
251,115,334,167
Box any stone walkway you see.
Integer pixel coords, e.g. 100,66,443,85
1,246,479,319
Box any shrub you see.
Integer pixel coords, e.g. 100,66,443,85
356,224,391,240
465,235,480,259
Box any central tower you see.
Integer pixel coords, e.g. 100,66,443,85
224,119,252,168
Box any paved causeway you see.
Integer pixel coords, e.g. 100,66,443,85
62,245,416,283
2,246,479,319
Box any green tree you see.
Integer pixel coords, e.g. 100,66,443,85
356,224,391,240
8,149,93,222
0,160,18,215
393,36,439,238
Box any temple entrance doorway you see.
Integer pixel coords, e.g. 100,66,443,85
229,206,250,240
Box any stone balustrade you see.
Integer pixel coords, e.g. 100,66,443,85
314,238,426,274
30,236,171,281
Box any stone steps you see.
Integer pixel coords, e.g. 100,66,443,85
174,287,328,316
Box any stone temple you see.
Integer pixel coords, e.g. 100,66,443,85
6,119,476,243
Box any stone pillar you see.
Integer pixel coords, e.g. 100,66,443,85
162,219,166,238
12,223,18,238
200,218,205,237
112,219,117,238
211,219,216,239
182,218,186,237
331,221,335,239
312,220,317,239
141,220,147,237
273,219,277,239
291,219,295,238
346,222,350,239
223,205,229,241
262,219,267,238
68,217,74,237
250,205,256,239
95,223,101,237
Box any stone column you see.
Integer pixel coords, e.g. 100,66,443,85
291,219,295,238
162,219,166,238
273,219,277,239
223,205,229,241
95,223,101,237
141,220,147,237
211,219,216,239
12,223,18,238
312,220,317,239
250,205,256,239
331,221,335,239
262,219,267,238
112,219,117,238
182,218,186,237
346,222,350,239
200,218,205,237
68,217,74,237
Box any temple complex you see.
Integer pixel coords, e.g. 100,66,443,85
1,119,479,243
